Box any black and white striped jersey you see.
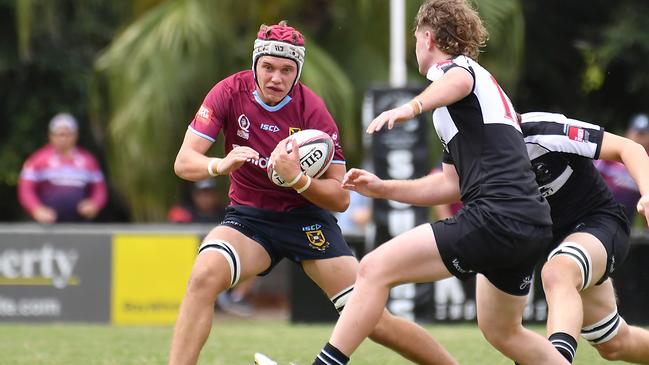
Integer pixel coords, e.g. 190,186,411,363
521,112,625,231
428,56,551,226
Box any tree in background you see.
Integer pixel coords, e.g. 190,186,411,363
5,0,576,221
1,0,127,221
516,0,649,130
91,0,525,221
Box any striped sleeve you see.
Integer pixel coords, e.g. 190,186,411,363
521,112,604,160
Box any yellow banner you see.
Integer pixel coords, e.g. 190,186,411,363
111,234,197,325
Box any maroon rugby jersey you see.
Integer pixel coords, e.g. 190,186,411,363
189,70,345,212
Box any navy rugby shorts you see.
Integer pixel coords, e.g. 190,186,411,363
552,207,630,285
220,205,353,275
432,205,553,296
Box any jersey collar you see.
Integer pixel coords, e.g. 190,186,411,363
252,90,292,112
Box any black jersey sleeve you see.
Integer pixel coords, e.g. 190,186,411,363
522,113,604,160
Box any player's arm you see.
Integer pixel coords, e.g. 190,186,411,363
366,67,473,133
298,163,350,212
599,131,649,222
174,130,258,181
342,163,461,206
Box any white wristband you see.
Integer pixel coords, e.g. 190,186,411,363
207,158,221,177
295,175,312,194
414,98,424,114
285,172,304,187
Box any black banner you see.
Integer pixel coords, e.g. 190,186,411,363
364,87,431,320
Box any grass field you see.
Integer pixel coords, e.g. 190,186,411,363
0,319,615,365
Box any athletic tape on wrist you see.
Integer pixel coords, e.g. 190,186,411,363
285,172,304,187
207,158,221,177
296,175,312,194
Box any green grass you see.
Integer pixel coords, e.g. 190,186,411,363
0,319,613,365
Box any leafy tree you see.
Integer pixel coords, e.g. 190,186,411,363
6,0,526,222
1,0,127,221
516,0,649,132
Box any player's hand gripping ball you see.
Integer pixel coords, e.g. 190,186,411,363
267,129,334,187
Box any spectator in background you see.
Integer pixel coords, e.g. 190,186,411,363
18,113,107,224
595,113,649,224
168,178,226,223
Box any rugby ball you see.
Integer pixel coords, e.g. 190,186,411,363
267,129,335,187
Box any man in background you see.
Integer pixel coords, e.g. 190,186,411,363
18,113,107,224
168,178,226,223
595,113,649,224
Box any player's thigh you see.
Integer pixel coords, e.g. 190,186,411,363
581,278,617,326
561,231,608,288
475,274,527,335
200,225,272,283
357,223,451,286
301,255,359,298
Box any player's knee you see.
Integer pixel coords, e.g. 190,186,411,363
197,239,242,288
582,310,624,360
357,252,385,283
479,328,508,351
591,321,628,361
478,315,522,352
545,242,592,291
186,239,241,296
186,263,229,296
594,335,625,361
541,260,575,293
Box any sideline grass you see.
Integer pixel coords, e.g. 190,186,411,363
0,320,611,365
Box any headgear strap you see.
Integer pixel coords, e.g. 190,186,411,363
252,21,305,86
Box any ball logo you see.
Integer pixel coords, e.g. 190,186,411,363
300,148,323,170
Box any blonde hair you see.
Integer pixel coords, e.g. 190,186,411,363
414,0,488,60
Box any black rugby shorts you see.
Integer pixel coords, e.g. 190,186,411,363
220,205,353,275
432,206,552,296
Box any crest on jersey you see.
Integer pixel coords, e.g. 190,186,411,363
305,230,328,251
237,114,250,140
289,127,301,135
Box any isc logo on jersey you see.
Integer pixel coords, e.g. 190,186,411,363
260,124,280,133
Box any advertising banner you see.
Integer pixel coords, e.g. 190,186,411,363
111,233,198,325
0,232,111,322
364,87,430,321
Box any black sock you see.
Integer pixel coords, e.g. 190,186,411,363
549,332,578,363
312,342,349,365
